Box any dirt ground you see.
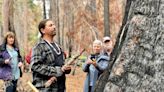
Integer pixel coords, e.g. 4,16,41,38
0,66,86,92
66,67,86,92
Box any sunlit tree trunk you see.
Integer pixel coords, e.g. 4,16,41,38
95,0,164,91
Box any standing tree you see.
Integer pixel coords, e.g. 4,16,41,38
95,0,164,91
104,0,110,36
49,0,61,44
23,0,28,55
2,0,19,46
2,0,11,33
42,0,46,19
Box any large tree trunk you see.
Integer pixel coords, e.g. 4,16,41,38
2,0,10,33
49,0,60,43
95,0,164,92
56,0,60,44
23,0,28,55
2,0,18,45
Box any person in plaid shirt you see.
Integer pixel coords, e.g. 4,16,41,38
31,19,71,92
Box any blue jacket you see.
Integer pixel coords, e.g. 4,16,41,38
82,54,109,92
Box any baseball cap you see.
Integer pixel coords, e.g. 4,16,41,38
103,36,111,43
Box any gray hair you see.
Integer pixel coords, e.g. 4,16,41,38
93,40,102,46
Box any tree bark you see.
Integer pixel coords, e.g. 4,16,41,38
56,0,60,44
2,0,10,33
23,0,28,55
2,0,18,46
104,0,110,36
95,0,164,92
42,0,46,19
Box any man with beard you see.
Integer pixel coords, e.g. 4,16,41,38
31,19,71,92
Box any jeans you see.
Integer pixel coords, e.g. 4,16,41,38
6,80,18,92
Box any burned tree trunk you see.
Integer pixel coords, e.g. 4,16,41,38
95,0,164,92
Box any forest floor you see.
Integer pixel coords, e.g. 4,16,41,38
0,66,86,92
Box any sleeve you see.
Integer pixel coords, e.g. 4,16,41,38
82,57,90,72
96,56,109,72
0,46,5,65
31,45,63,77
0,52,5,65
17,49,23,63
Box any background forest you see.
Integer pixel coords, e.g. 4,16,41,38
0,0,163,92
0,0,126,92
0,0,126,57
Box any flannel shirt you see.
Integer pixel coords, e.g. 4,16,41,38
31,38,64,92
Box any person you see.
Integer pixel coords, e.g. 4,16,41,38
0,32,23,92
82,40,109,92
102,36,113,56
25,48,32,64
31,19,71,92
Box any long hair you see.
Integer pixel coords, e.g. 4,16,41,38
3,31,17,48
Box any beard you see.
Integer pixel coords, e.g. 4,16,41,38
52,28,56,36
51,30,56,36
52,32,56,36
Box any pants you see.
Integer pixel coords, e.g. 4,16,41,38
89,86,92,92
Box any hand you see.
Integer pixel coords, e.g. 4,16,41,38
86,59,93,64
92,61,97,67
18,62,23,67
44,77,57,88
64,65,71,74
4,59,11,64
86,58,97,66
61,65,71,72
